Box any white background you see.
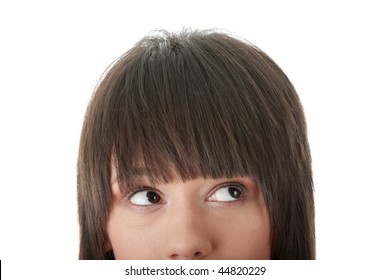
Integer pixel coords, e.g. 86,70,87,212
1,0,389,278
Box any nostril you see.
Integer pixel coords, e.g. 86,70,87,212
194,251,202,257
170,251,203,260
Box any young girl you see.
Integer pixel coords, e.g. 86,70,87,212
77,29,315,260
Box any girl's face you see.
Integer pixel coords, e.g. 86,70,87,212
106,168,271,259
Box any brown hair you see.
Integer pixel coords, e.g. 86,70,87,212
77,29,315,259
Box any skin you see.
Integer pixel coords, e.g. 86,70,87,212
106,169,271,260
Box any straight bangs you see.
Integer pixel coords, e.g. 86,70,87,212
92,30,299,192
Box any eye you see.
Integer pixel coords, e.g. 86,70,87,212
128,189,162,205
207,183,244,202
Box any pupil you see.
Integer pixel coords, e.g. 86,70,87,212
146,191,160,203
228,187,241,199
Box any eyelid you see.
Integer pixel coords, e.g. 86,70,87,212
121,182,154,194
125,185,164,204
206,182,247,202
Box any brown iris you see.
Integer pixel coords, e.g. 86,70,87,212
146,191,161,203
228,186,242,199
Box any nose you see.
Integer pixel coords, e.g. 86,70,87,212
162,202,213,260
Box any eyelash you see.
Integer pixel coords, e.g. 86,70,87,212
207,183,247,202
125,182,247,206
125,185,163,200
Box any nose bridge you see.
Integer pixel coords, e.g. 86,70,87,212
162,196,212,259
170,197,199,226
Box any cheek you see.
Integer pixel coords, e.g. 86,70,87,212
212,209,271,259
106,206,162,259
